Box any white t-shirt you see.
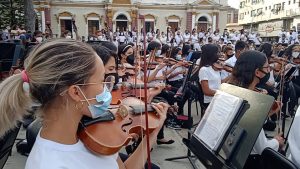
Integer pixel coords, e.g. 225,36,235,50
198,66,221,103
183,33,190,42
25,131,119,169
288,106,300,167
168,66,184,81
119,35,126,43
221,55,237,80
251,129,279,155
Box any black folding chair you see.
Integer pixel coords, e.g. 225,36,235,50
262,147,299,169
0,124,21,169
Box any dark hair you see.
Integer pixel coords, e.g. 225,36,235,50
235,40,248,52
161,44,170,55
147,41,161,52
100,41,117,54
91,45,112,65
190,51,201,61
257,43,272,58
118,44,133,60
200,44,219,67
223,46,233,53
33,30,42,37
182,44,191,56
229,50,266,88
170,47,181,59
284,44,299,59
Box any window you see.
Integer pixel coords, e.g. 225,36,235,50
145,21,154,33
251,10,256,17
265,7,267,10
239,13,244,20
269,6,271,9
294,0,296,4
227,13,232,23
282,2,285,10
88,20,99,36
257,8,263,16
233,13,239,23
240,1,245,8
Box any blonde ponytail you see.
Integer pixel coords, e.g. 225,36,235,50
0,74,31,137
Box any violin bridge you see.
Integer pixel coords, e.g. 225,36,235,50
117,105,129,119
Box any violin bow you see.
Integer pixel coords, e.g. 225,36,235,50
276,57,288,135
139,14,152,169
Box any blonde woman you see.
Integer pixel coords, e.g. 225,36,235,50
0,39,168,169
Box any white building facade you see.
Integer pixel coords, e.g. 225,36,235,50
238,0,300,39
33,0,231,39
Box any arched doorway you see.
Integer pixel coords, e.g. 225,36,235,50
116,14,128,31
197,16,208,31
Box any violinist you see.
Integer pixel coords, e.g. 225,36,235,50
222,46,234,60
167,47,186,89
227,50,284,169
0,39,169,169
118,44,135,66
221,40,249,82
198,44,222,109
257,43,277,98
91,43,162,168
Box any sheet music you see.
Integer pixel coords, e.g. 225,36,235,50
194,91,244,151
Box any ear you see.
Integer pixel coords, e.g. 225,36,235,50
67,85,83,102
254,68,261,78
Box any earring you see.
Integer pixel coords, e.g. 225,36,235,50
75,102,84,110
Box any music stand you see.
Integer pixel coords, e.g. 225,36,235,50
165,60,198,169
187,83,274,169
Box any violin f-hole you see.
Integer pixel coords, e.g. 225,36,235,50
121,118,133,132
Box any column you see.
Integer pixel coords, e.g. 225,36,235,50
213,14,216,31
186,12,193,32
192,12,196,30
41,10,46,32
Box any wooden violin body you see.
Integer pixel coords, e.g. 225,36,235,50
78,97,159,155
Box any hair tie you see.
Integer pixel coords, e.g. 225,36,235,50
21,70,29,83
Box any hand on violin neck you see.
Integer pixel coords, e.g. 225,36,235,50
274,133,284,149
151,102,169,126
269,101,282,117
157,63,166,70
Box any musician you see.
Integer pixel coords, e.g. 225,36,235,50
118,44,134,66
223,46,234,60
221,40,249,82
167,47,186,89
198,44,222,109
191,28,200,51
0,39,168,169
227,50,284,169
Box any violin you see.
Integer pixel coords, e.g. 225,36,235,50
111,82,166,105
213,60,233,73
78,97,160,155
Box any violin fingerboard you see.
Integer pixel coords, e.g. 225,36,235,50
130,105,154,115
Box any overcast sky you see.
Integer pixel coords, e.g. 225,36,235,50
228,0,239,9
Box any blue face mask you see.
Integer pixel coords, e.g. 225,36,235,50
79,86,112,119
155,50,161,57
176,54,182,60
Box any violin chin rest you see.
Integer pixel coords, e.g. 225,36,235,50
80,111,115,127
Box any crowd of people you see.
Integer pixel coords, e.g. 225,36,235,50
0,24,300,169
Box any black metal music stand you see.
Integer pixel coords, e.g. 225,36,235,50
164,60,199,168
188,84,275,169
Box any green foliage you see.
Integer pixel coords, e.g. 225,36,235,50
0,0,25,29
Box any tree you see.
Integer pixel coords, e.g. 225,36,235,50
0,0,25,29
24,0,35,32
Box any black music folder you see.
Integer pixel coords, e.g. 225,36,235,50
189,83,274,169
